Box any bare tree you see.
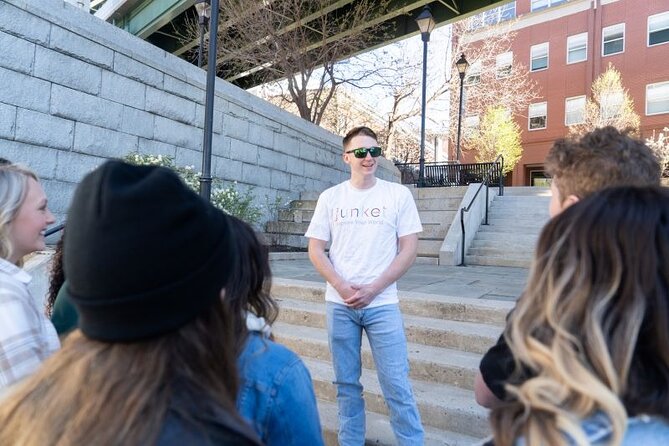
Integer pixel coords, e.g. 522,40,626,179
568,64,640,136
449,18,540,158
188,0,392,125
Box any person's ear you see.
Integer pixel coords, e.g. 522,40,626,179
343,152,351,165
562,194,580,210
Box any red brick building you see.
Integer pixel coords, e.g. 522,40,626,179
459,0,669,186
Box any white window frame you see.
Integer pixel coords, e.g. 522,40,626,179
646,81,669,115
530,42,549,72
602,23,625,56
567,32,588,64
531,0,566,12
464,115,480,136
496,51,513,78
464,61,482,86
529,102,547,130
648,11,669,47
530,0,549,11
565,96,586,126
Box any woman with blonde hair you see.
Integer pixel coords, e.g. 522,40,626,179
0,163,59,391
490,186,669,445
0,161,262,445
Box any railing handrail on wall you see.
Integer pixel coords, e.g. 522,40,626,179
395,161,503,188
459,155,504,266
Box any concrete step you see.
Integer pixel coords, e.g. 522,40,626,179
477,223,544,234
418,239,442,257
288,199,317,210
278,208,314,223
502,187,551,196
265,221,309,235
276,298,502,355
410,186,468,200
419,210,458,225
471,231,540,242
470,238,539,250
465,254,532,268
305,358,489,438
264,233,308,248
317,399,480,446
271,278,514,325
415,256,440,265
467,246,534,262
420,223,448,239
415,197,463,211
273,321,484,390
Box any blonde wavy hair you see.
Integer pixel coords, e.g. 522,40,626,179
0,163,38,263
491,186,669,446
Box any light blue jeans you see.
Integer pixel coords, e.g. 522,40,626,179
326,302,424,446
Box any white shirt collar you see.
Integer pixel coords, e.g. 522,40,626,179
0,257,32,285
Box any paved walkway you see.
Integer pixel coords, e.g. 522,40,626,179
270,257,528,303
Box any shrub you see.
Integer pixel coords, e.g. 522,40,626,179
124,152,263,224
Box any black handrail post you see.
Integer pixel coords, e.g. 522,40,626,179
459,208,466,266
499,157,505,196
484,184,489,225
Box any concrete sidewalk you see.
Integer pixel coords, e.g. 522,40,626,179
270,257,528,303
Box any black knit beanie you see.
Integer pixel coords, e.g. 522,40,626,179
63,160,236,342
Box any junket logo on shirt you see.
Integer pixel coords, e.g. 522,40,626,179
333,206,387,224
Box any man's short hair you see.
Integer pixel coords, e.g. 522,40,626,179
545,126,661,201
343,126,378,149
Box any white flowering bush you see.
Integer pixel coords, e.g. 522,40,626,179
646,127,669,177
124,152,263,224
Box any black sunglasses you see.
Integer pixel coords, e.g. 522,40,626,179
345,146,382,158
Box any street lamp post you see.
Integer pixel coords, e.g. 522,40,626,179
455,53,469,163
415,6,435,187
194,0,210,68
196,0,219,201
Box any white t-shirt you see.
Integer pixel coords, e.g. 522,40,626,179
305,179,422,308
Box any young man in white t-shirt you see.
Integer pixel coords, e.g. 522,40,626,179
305,126,424,445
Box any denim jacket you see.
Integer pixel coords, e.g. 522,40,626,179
236,322,324,446
505,412,669,446
581,412,669,445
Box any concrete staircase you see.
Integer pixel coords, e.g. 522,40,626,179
271,278,515,445
411,187,467,264
465,187,551,268
264,187,468,264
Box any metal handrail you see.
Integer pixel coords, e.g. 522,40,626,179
459,154,504,266
44,222,65,237
395,161,502,188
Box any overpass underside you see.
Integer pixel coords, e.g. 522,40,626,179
95,0,512,89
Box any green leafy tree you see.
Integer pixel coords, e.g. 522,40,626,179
569,64,640,136
468,106,522,174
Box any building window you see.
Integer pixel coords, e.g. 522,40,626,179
496,51,513,78
469,2,516,30
648,11,669,46
464,115,480,136
565,96,586,125
602,23,625,56
529,102,547,130
646,81,669,115
531,0,567,12
530,43,549,71
600,91,623,119
464,61,482,86
567,32,588,64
